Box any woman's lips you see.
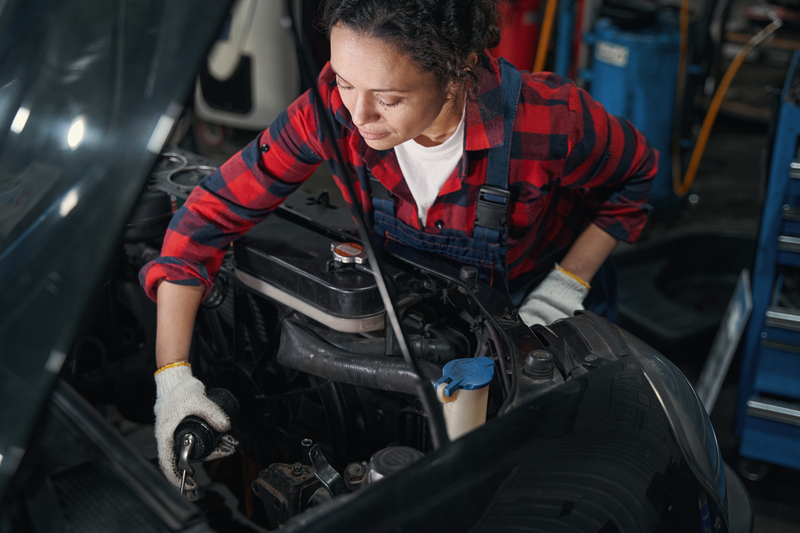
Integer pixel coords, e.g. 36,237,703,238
358,128,389,141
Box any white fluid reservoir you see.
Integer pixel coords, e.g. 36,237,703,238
435,357,495,440
195,0,300,130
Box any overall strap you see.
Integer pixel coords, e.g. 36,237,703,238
367,170,394,230
473,58,522,243
368,173,394,212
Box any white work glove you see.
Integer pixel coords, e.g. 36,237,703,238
154,364,238,500
518,265,590,327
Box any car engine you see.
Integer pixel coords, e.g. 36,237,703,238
36,146,749,533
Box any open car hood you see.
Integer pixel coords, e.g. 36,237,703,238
0,0,232,500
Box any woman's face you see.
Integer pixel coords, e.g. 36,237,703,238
330,25,454,150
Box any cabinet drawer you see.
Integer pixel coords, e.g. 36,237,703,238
754,340,800,400
740,407,800,470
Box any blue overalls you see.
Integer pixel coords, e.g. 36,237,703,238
370,59,617,321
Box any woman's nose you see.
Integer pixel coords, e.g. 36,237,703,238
351,93,378,126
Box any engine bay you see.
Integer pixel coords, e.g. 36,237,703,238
54,148,582,525
22,146,742,532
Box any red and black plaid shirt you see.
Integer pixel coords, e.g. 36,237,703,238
141,54,657,301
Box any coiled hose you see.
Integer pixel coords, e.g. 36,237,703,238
672,2,782,196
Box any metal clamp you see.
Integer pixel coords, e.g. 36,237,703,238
475,186,511,231
308,444,347,497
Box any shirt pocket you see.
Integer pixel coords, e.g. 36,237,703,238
508,195,549,241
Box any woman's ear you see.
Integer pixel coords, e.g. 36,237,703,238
446,53,479,101
446,82,459,100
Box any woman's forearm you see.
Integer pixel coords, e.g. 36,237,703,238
155,280,205,368
559,223,618,284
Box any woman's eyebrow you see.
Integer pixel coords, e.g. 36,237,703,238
330,65,410,93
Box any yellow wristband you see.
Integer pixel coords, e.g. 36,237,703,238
555,264,591,290
154,361,191,376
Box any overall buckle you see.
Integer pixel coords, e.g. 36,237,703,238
475,186,510,231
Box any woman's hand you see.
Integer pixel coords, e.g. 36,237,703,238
518,266,589,326
153,364,236,500
153,281,237,499
519,223,617,327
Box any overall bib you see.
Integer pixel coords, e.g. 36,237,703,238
370,59,617,321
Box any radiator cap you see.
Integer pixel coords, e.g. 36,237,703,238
332,242,367,264
367,446,424,484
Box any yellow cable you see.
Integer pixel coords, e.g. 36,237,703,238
535,0,560,72
672,0,690,195
673,16,782,197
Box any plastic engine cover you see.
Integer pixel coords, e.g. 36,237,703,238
234,215,403,332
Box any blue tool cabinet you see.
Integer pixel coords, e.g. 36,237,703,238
736,51,800,470
585,17,680,207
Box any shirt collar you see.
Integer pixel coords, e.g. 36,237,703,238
464,53,504,152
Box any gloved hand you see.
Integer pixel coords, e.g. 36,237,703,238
518,265,590,327
154,363,237,500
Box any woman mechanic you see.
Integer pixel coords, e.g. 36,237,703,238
140,0,658,494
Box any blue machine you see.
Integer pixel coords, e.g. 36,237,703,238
736,51,800,471
586,16,680,206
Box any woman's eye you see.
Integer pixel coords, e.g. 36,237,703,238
335,76,399,108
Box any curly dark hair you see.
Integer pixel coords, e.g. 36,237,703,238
321,0,501,97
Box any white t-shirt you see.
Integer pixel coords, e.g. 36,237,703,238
394,106,466,226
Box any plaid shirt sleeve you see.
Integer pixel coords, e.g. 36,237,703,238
560,82,658,243
139,81,334,301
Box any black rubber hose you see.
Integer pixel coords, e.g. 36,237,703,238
277,320,442,395
317,326,459,364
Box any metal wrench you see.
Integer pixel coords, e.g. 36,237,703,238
177,433,196,496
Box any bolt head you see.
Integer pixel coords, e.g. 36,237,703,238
523,350,555,380
346,462,365,477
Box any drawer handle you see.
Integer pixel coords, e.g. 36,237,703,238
747,397,800,427
778,235,800,253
